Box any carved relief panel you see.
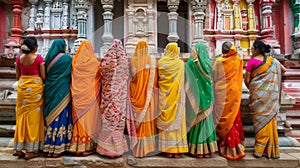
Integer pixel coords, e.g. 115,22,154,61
125,0,156,54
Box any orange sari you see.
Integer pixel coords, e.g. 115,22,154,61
213,45,245,160
69,40,101,153
130,40,157,157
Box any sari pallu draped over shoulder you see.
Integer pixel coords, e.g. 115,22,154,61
97,39,137,157
70,40,101,153
185,43,218,156
249,56,281,159
130,40,157,157
44,39,73,154
157,43,188,153
213,45,245,160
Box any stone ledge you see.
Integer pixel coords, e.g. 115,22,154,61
0,152,300,168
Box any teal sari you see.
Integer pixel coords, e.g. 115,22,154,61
43,39,73,154
185,43,218,156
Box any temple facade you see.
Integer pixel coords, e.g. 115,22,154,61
0,0,298,59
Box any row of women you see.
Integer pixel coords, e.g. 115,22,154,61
13,36,284,160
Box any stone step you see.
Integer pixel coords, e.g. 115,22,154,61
0,151,300,168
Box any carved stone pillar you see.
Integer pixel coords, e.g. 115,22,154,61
247,0,256,31
4,0,26,58
51,1,63,29
43,0,53,30
260,0,280,53
27,0,38,31
216,0,222,30
167,0,179,43
232,0,242,31
100,0,114,56
35,7,44,30
75,0,89,41
291,0,300,56
191,0,206,45
62,0,69,30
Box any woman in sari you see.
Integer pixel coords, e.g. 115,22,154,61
97,39,136,158
185,42,218,158
157,43,188,158
213,41,245,160
13,36,46,159
130,40,157,157
43,39,73,158
245,40,285,159
70,40,101,156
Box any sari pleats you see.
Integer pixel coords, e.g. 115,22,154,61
254,117,280,159
14,76,45,152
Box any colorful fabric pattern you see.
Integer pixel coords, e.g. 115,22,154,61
43,39,73,154
213,44,245,160
157,43,188,153
249,56,281,159
130,40,157,157
97,39,137,157
185,43,218,156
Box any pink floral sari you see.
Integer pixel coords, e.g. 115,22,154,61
96,39,137,157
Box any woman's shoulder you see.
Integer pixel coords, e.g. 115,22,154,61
36,55,45,64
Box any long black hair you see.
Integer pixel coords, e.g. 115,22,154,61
253,40,271,56
20,36,38,54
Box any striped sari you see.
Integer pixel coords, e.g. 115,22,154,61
43,39,73,155
185,43,218,157
213,45,245,160
157,43,188,154
130,40,157,157
249,56,281,159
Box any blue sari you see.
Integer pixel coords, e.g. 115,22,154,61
43,39,73,155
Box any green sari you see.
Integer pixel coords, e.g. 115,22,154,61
185,43,218,156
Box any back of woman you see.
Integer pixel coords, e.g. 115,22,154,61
245,40,284,159
157,43,188,158
130,40,158,157
13,36,45,159
213,41,245,160
43,38,73,158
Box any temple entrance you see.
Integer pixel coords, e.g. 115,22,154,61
157,0,189,53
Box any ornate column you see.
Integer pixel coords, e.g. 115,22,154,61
51,1,63,29
260,0,280,53
4,0,26,58
100,0,114,56
232,0,242,31
191,0,207,45
291,0,300,56
215,0,223,30
61,0,69,30
75,0,89,42
43,0,53,30
27,0,38,31
247,0,256,31
35,7,44,30
167,0,179,43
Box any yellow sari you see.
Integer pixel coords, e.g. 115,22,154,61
130,40,157,157
14,76,45,152
157,43,188,153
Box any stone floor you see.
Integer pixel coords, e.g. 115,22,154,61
1,148,300,168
